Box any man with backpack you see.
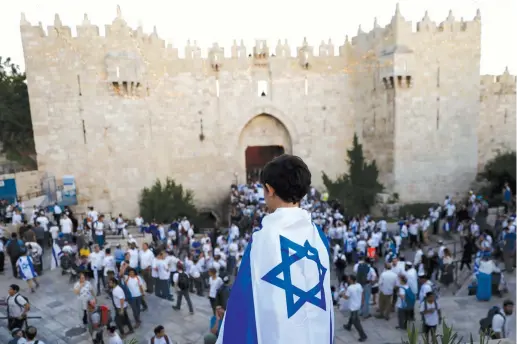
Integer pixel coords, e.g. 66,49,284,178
420,291,441,342
6,284,30,331
480,300,514,339
150,325,172,344
6,233,26,279
108,278,134,338
172,261,194,314
395,274,415,330
354,255,375,318
215,275,231,310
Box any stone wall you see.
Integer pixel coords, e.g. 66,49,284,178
18,5,515,217
0,171,42,198
479,69,517,170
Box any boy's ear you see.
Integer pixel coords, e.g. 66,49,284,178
265,183,275,197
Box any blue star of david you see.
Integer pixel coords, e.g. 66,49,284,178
261,235,327,318
21,263,29,270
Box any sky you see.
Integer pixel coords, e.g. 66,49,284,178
1,0,515,75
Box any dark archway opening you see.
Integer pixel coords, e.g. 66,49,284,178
245,145,285,183
196,211,218,232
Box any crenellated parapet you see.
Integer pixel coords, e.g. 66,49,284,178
350,4,481,54
19,3,483,80
481,67,517,95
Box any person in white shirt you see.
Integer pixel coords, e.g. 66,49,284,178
420,291,441,342
404,262,418,294
190,257,203,296
135,216,144,233
12,210,22,226
127,244,139,269
24,326,45,344
413,245,424,267
107,326,124,344
227,240,238,276
208,267,223,315
172,262,194,314
49,223,59,242
60,214,73,241
149,325,172,344
108,278,134,336
418,273,434,303
139,243,154,293
154,251,171,300
89,244,105,296
103,248,117,281
376,263,397,320
53,203,62,225
116,214,125,236
396,274,411,330
93,215,105,248
87,207,99,222
124,268,146,326
491,300,514,339
342,275,367,342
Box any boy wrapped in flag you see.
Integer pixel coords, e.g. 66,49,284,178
217,154,334,344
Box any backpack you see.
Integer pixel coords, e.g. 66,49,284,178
403,287,416,309
151,335,170,344
356,263,370,286
177,272,189,290
8,294,30,313
479,306,505,336
335,255,346,271
8,239,26,257
216,285,231,309
119,282,133,301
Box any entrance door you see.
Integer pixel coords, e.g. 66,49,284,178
245,145,285,183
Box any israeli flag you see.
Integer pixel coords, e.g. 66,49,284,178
256,184,265,205
217,207,334,344
51,242,63,270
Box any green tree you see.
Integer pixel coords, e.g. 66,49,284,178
139,178,197,223
477,151,516,205
0,57,37,169
322,134,384,215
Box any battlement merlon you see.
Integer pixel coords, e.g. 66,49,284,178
481,67,517,94
350,4,481,52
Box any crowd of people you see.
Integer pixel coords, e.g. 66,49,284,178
0,179,515,343
0,200,247,343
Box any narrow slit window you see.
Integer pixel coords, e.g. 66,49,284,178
436,97,440,129
373,111,376,130
258,80,268,97
82,120,87,144
77,75,82,96
216,79,220,98
304,77,309,95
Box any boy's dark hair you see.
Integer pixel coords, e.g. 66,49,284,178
154,325,165,335
105,248,111,254
25,326,37,340
260,154,311,203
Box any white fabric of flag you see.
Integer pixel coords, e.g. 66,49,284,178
51,242,63,270
217,207,334,344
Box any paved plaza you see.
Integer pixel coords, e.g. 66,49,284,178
0,234,514,343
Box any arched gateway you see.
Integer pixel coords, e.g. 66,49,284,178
237,114,293,183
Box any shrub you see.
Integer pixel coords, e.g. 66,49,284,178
139,178,197,223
